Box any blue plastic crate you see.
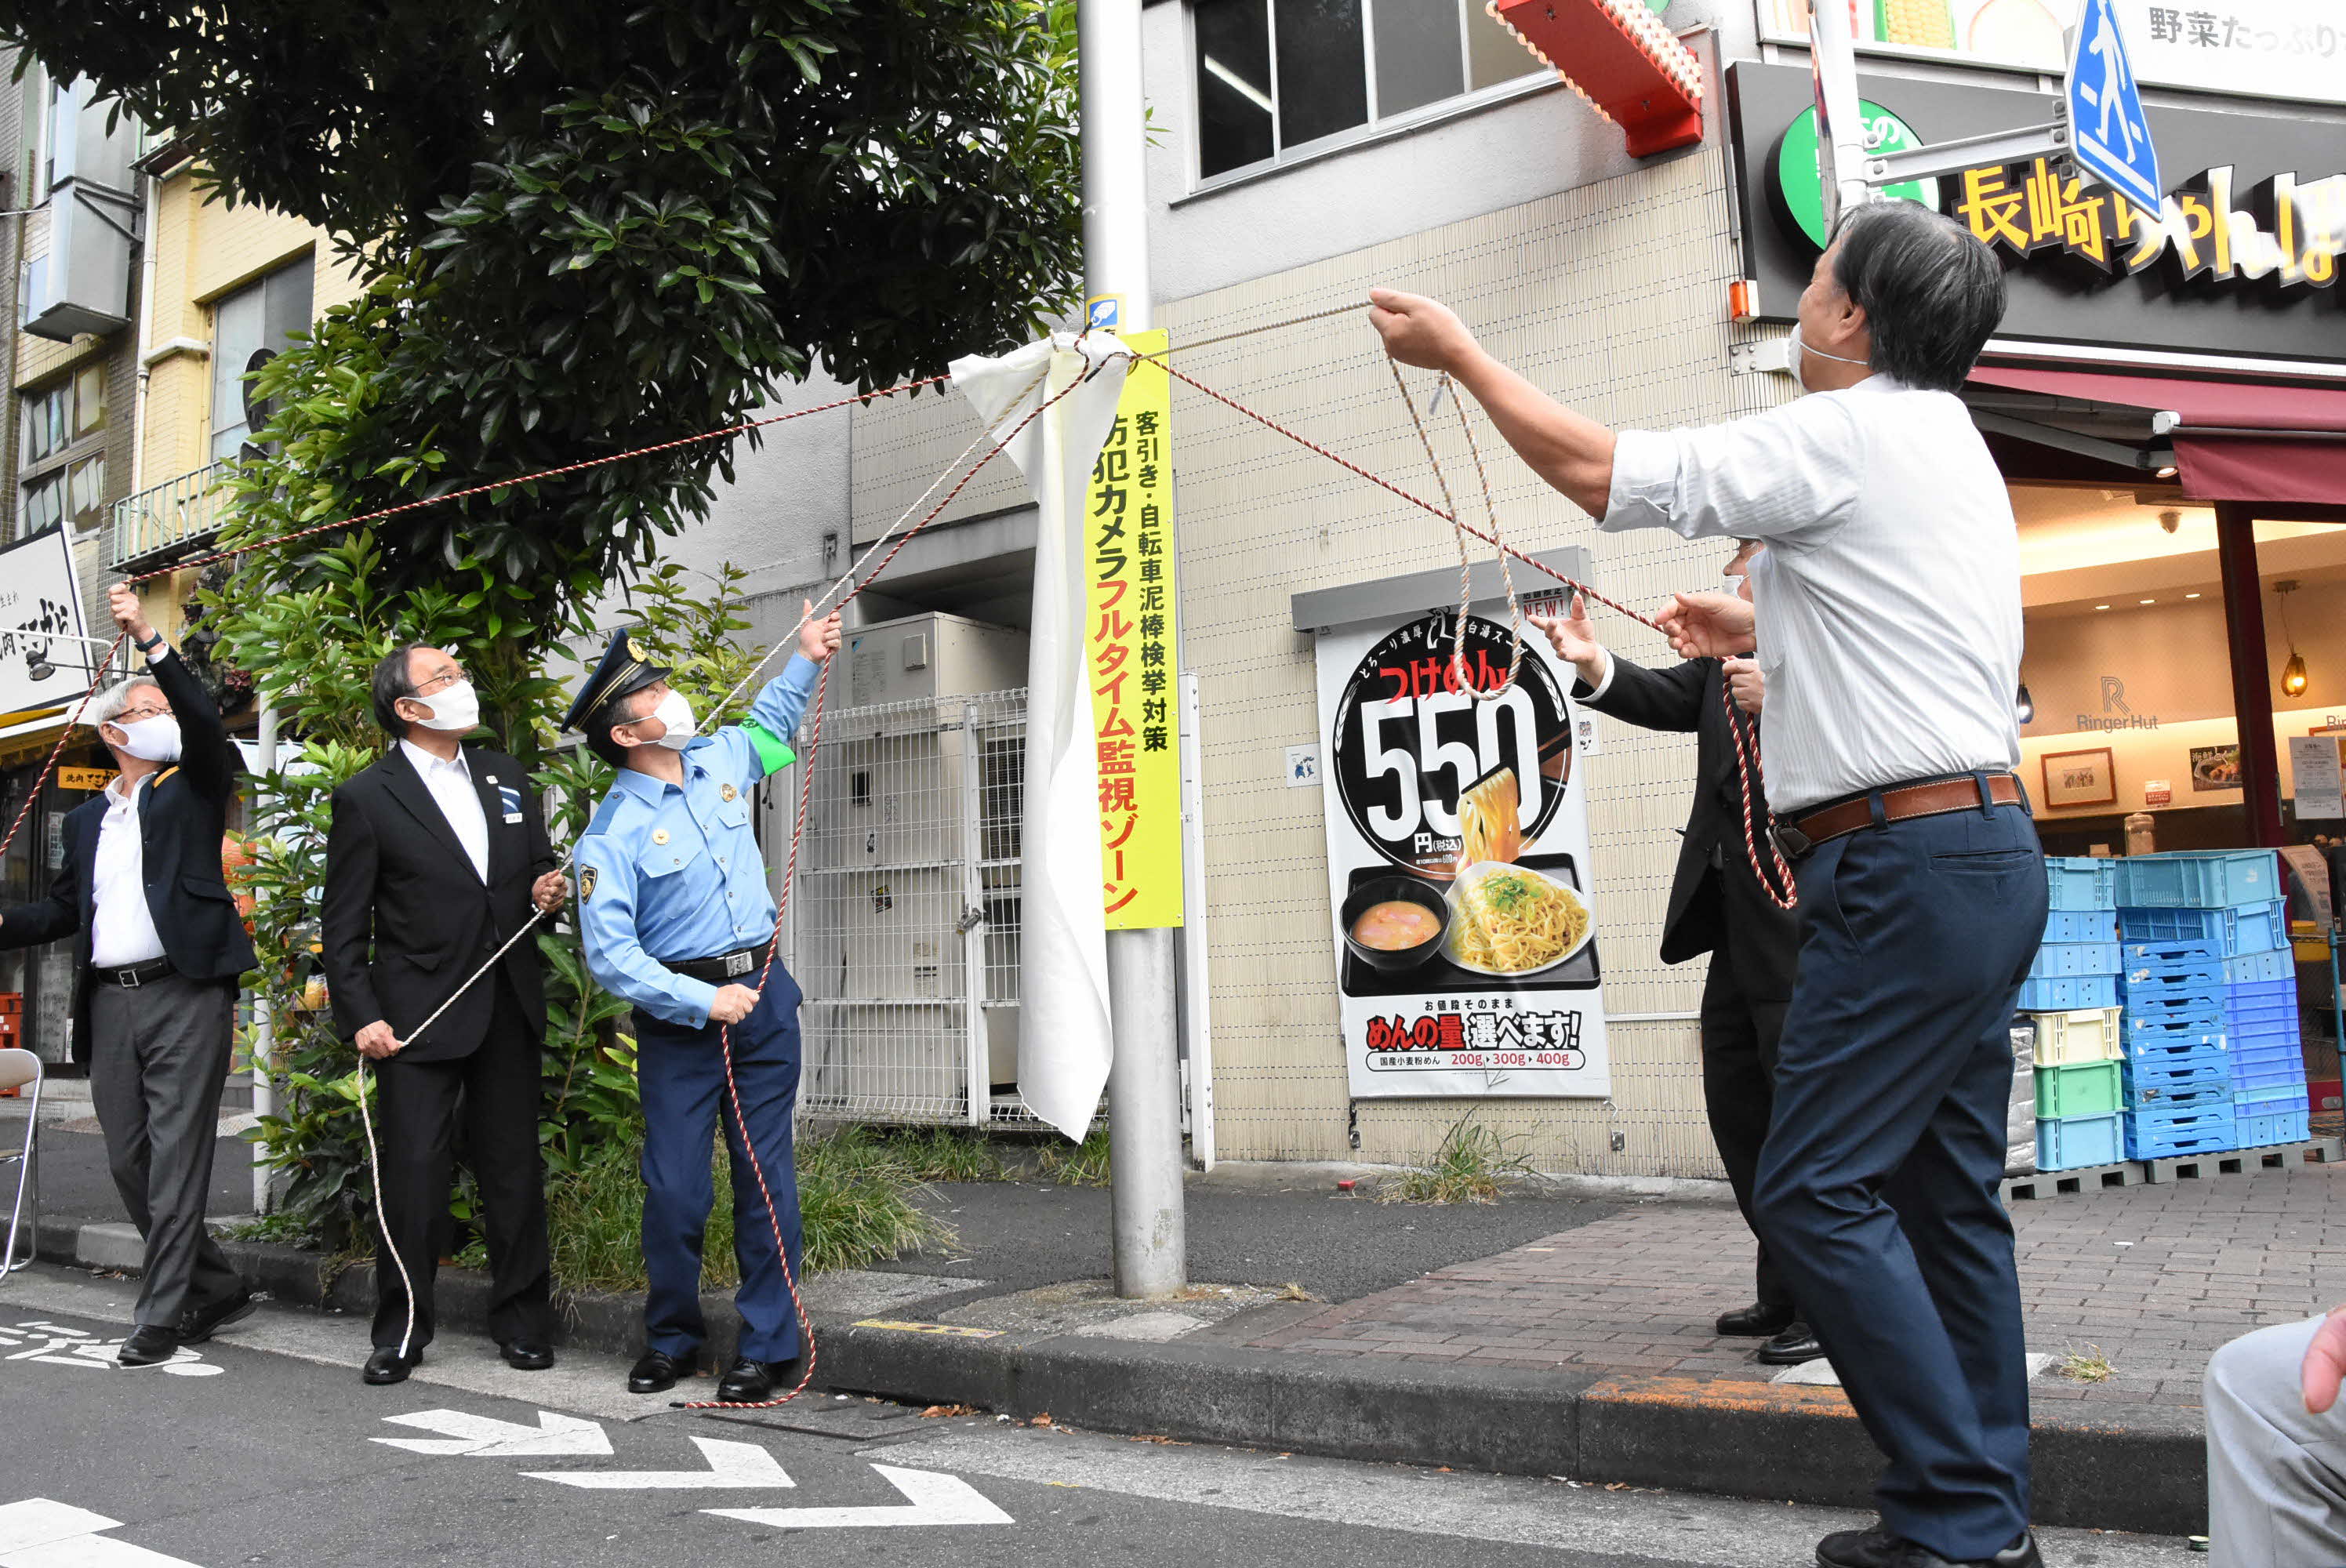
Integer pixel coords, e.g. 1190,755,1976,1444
2122,1013,2227,1054
2038,1113,2123,1171
2125,1105,2240,1160
2123,1050,2233,1095
2112,851,2282,910
2231,1038,2308,1092
2236,1107,2312,1148
2032,942,2122,979
2223,980,2300,1038
2045,909,2119,944
2119,942,2224,1000
2018,973,2119,1011
2221,948,2295,985
2117,902,2290,955
2046,857,2117,911
2122,979,2225,1014
2123,1079,2231,1112
2236,1083,2311,1112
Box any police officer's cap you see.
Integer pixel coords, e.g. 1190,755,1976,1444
560,629,671,735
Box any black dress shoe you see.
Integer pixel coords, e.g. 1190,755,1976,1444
1716,1301,1798,1338
499,1339,555,1371
118,1325,179,1367
628,1349,684,1395
176,1287,256,1345
362,1346,423,1385
1756,1319,1826,1367
1890,1535,2042,1568
1817,1524,1901,1568
716,1356,803,1404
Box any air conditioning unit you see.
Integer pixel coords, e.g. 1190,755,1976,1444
24,79,140,343
796,612,1030,1121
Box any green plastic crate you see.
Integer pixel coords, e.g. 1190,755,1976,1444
2035,1059,2124,1118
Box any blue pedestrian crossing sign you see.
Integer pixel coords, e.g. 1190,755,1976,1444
2064,0,2163,223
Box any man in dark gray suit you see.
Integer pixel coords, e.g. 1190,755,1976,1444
1531,542,1815,1366
0,583,259,1365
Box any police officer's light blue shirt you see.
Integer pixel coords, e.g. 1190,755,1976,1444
576,655,818,1027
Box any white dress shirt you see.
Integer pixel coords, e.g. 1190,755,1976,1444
89,773,167,968
1602,374,2023,815
401,739,490,881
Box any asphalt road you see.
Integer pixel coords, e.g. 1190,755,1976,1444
0,1263,2185,1568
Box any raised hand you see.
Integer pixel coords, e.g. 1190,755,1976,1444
1527,593,1607,688
530,871,569,913
798,599,844,662
108,583,155,645
1367,289,1479,376
1656,590,1757,659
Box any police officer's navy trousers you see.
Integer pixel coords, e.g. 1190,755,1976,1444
633,970,805,1365
1751,789,2046,1561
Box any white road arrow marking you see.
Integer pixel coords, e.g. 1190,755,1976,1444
372,1409,612,1457
0,1497,207,1565
521,1436,794,1490
706,1464,1011,1529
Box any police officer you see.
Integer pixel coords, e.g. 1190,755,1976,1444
564,600,842,1403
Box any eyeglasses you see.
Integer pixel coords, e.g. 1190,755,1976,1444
114,705,171,724
411,662,467,697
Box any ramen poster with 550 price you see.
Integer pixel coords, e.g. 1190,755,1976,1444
1313,604,1611,1100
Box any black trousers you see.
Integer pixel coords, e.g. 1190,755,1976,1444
1695,871,1795,1317
371,976,552,1351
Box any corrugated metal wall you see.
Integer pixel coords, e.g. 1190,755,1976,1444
847,145,1797,1176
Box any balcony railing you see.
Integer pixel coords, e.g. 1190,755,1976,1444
107,459,231,572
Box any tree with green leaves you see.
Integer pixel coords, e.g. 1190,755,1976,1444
2,0,1081,1244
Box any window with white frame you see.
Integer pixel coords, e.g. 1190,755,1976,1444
1190,0,1545,182
18,363,109,537
210,260,315,461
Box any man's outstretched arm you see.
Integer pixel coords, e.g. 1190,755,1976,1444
1370,290,1617,519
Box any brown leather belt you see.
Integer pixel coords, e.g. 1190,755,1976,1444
1777,773,2024,860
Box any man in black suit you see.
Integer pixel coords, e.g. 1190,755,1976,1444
1532,541,1816,1366
0,583,259,1365
321,644,569,1385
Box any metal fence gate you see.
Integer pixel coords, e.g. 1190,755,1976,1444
786,688,1038,1125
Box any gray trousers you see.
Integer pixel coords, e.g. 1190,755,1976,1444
2206,1313,2346,1568
87,969,243,1328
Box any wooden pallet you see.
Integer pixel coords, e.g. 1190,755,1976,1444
2003,1136,2344,1201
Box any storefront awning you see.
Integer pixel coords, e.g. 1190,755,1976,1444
1967,366,2346,508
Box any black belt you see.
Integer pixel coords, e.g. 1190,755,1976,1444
664,942,772,985
91,956,175,988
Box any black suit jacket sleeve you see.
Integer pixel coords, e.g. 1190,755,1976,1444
1574,653,1712,735
148,648,236,803
321,784,385,1038
0,809,84,949
527,783,557,880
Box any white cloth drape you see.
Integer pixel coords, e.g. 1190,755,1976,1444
950,334,1131,1140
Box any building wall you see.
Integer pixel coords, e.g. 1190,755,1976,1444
1153,147,1785,1173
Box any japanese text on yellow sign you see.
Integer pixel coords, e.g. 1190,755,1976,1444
1086,331,1183,929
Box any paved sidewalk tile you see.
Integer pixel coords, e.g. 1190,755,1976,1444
1247,1161,2346,1411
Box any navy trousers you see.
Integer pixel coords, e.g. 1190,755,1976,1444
1752,792,2046,1560
634,968,805,1365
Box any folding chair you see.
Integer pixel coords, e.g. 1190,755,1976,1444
0,1048,38,1276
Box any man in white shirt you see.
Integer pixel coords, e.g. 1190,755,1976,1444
319,644,568,1385
0,584,260,1365
1373,201,2043,1568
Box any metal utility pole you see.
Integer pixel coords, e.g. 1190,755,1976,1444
251,700,278,1216
1080,0,1186,1299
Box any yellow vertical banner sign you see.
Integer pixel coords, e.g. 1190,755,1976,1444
1085,330,1183,929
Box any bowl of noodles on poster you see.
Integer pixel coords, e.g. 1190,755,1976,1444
1444,859,1595,978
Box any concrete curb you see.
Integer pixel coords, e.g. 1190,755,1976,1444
34,1218,2206,1536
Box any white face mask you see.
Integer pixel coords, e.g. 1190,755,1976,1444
411,679,480,732
111,713,183,764
645,690,698,751
1787,321,1869,391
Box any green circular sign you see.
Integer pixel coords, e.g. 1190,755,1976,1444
1773,101,1939,250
